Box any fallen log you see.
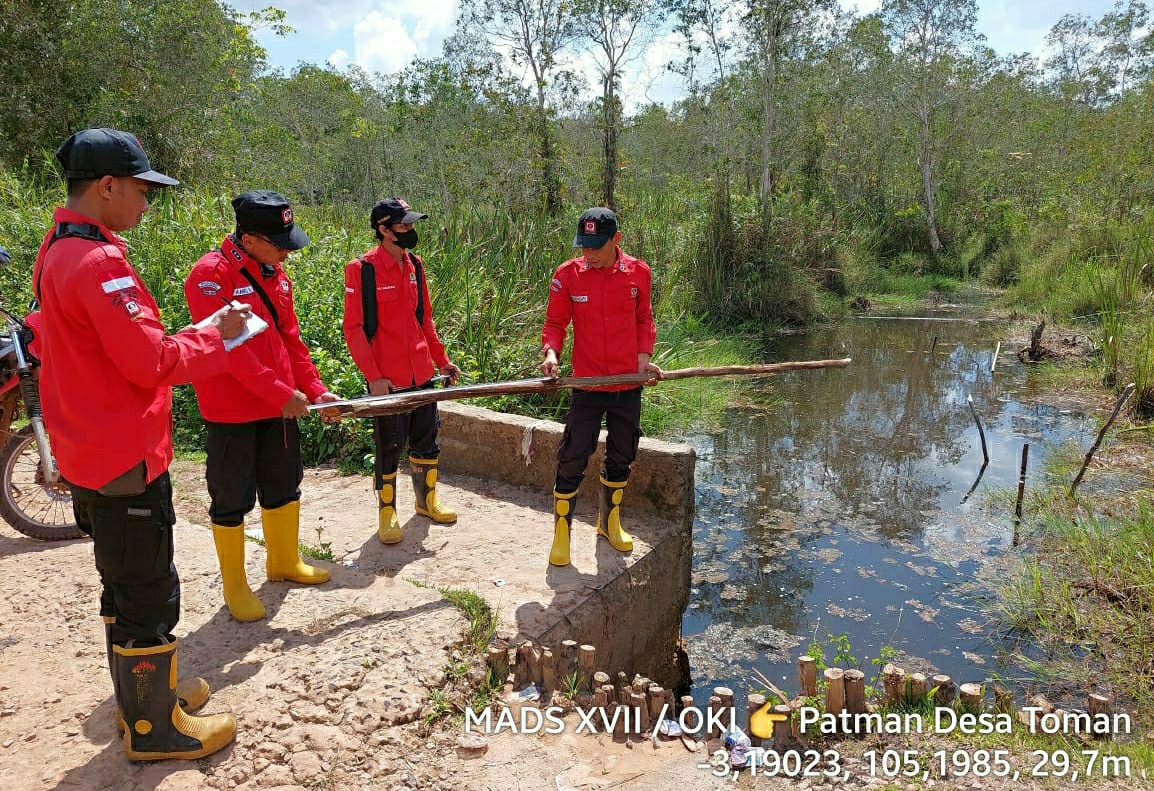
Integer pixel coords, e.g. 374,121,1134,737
309,359,852,418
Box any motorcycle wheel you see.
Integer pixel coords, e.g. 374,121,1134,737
0,425,83,540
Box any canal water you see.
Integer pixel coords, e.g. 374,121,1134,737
680,314,1094,704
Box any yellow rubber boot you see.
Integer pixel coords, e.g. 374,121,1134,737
114,640,236,761
378,472,402,544
410,457,457,523
596,476,634,552
210,524,266,622
107,617,209,734
549,489,578,567
263,501,330,584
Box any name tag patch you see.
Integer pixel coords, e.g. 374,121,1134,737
233,286,255,296
126,507,152,517
571,295,589,303
101,276,135,294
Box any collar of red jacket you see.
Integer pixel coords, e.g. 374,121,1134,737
220,234,279,276
579,247,634,272
366,243,410,270
51,207,125,252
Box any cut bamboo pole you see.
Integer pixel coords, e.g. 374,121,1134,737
560,640,578,687
518,640,542,686
798,656,818,697
708,695,722,738
771,705,792,750
541,648,555,693
1071,383,1136,495
593,671,610,692
824,668,846,717
311,360,854,417
634,691,651,732
844,670,866,715
991,341,1001,372
647,686,665,723
487,645,509,682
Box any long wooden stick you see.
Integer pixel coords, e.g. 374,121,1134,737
967,395,989,465
310,358,852,417
1070,382,1135,495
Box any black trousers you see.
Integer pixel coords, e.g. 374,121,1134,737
71,471,179,647
555,387,643,493
205,418,303,527
372,394,440,490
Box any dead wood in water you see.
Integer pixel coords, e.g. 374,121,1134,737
1070,383,1135,496
311,359,852,417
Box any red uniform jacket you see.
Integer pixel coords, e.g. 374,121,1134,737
32,207,227,489
184,236,326,422
342,246,450,389
541,249,657,392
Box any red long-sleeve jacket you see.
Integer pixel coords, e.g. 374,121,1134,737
541,249,657,392
184,236,327,422
342,246,450,389
32,207,228,489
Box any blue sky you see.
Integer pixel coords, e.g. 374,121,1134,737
230,0,1121,107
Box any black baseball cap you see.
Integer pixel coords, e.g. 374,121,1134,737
55,128,178,186
370,197,428,228
232,190,310,250
574,207,617,248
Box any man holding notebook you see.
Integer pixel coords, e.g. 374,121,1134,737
184,190,341,622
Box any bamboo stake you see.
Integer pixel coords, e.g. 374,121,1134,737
1071,383,1136,495
309,359,853,417
798,656,817,698
991,341,1001,372
967,395,989,465
747,693,766,748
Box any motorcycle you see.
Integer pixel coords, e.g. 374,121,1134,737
0,245,83,540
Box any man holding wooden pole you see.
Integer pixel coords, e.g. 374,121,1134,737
541,207,661,567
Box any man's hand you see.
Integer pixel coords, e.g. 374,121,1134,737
282,390,309,419
541,348,560,379
439,362,462,385
368,378,393,396
638,353,662,385
314,391,343,423
210,302,252,340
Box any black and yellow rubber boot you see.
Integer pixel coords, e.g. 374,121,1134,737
106,617,209,734
113,639,236,761
410,457,457,523
549,489,578,567
377,472,402,544
596,476,634,552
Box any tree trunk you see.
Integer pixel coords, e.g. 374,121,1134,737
535,86,561,217
918,101,942,256
758,58,778,218
601,83,619,209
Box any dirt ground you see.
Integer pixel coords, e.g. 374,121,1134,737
0,460,1149,791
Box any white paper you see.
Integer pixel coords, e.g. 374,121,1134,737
194,303,269,351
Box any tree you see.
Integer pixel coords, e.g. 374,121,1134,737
881,0,982,255
458,0,578,215
579,0,660,208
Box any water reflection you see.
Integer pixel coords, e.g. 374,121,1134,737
682,317,1092,700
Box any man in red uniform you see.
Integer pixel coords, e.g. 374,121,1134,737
34,128,244,760
342,198,461,544
185,191,341,622
541,207,661,567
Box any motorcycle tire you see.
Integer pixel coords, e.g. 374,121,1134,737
0,424,83,540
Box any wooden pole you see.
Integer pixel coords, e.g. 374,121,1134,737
311,359,854,417
541,648,555,694
707,695,722,738
798,656,818,698
844,670,866,715
882,664,906,705
824,668,846,717
959,683,983,712
967,395,989,465
932,675,955,706
908,673,928,704
747,693,766,747
991,341,1001,372
1014,443,1030,541
647,686,665,724
1071,383,1136,495
577,644,596,693
771,705,792,750
487,645,509,683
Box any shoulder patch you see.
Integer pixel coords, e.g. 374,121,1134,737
198,280,222,296
550,278,563,292
100,276,135,294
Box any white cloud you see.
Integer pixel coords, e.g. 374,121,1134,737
350,10,420,75
328,48,350,68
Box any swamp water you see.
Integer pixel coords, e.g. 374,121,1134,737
680,315,1093,705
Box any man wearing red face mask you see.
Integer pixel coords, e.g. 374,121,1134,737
343,198,461,544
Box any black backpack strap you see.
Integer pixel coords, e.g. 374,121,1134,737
410,253,426,327
359,257,377,342
36,222,111,303
237,267,280,329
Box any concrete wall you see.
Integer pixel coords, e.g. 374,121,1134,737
436,402,695,688
436,402,695,521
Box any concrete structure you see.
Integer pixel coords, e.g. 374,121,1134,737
436,403,695,687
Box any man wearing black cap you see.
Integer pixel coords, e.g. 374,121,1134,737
184,191,341,623
32,128,246,760
343,197,461,544
540,207,661,567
